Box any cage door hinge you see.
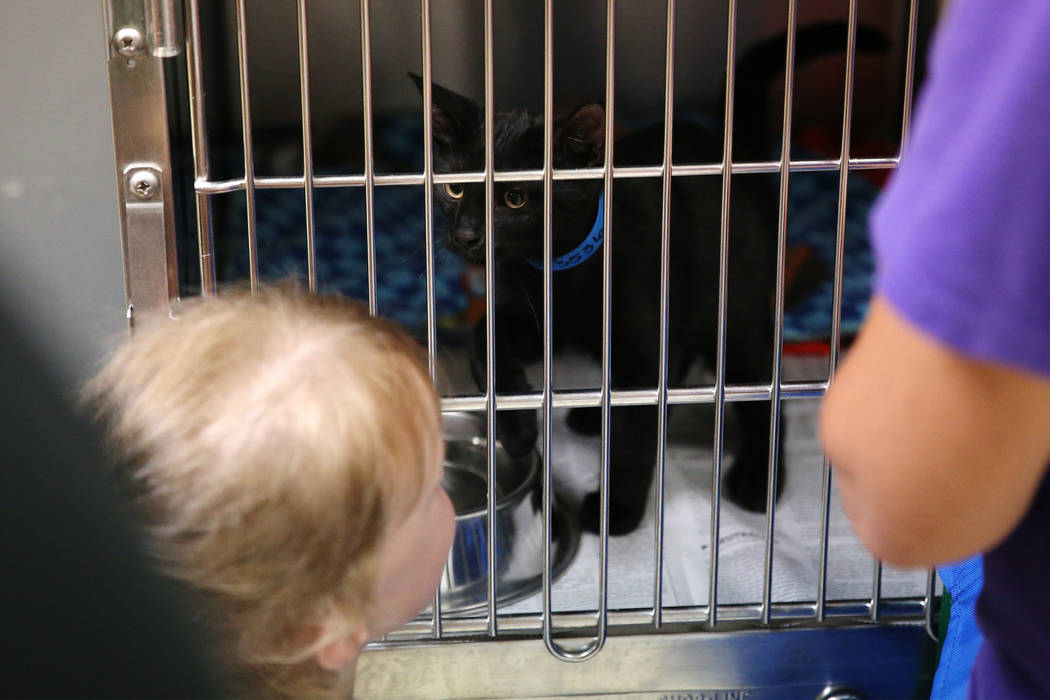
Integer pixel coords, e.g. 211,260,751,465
103,0,183,322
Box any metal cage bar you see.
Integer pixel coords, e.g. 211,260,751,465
594,0,615,658
233,0,259,292
183,0,215,295
815,456,834,622
924,568,939,641
416,0,444,637
872,560,884,621
540,0,558,658
818,0,860,622
482,0,499,638
651,0,675,630
360,0,378,314
545,0,616,663
440,380,827,413
708,0,738,628
761,0,797,626
295,0,318,292
418,0,439,384
899,0,921,153
192,157,899,195
384,596,931,641
905,0,935,639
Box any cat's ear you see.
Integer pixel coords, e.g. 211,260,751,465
408,72,480,147
554,103,605,167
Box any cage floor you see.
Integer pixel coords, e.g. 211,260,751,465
490,354,928,614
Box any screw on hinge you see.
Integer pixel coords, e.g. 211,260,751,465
128,170,160,200
113,27,144,57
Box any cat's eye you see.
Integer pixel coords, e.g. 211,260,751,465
504,189,527,209
444,183,464,199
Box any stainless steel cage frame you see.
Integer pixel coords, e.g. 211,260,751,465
104,0,937,695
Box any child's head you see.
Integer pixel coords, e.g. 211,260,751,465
85,285,454,697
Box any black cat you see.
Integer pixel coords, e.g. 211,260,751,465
414,23,887,535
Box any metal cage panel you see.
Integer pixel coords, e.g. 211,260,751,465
105,0,936,696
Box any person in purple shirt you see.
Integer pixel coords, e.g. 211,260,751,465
820,0,1050,697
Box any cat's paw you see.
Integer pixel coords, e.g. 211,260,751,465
579,491,647,536
566,407,602,436
723,455,783,513
497,410,538,458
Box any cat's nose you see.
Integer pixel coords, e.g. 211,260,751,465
453,228,481,248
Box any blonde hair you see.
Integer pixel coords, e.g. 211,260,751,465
85,285,442,697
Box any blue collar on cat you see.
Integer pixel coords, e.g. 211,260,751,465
527,192,604,272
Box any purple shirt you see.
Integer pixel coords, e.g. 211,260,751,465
870,0,1050,697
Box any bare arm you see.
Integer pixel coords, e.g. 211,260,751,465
819,295,1050,567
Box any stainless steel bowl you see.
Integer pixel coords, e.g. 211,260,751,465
437,413,579,615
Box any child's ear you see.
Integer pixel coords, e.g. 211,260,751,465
408,72,481,147
315,626,369,671
554,103,605,167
